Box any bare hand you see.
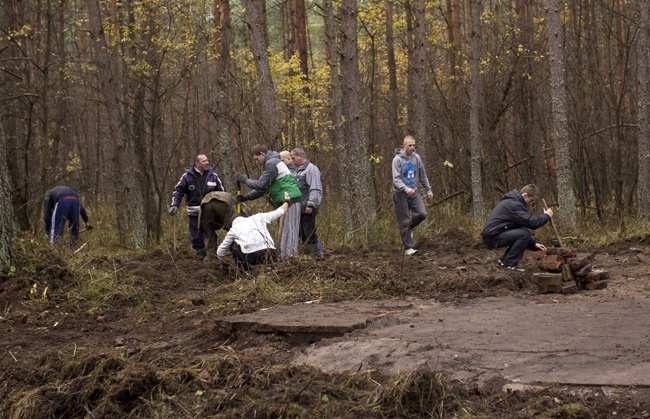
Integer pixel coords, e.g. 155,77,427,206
305,206,313,214
544,208,553,217
406,187,415,196
427,191,433,200
536,243,547,251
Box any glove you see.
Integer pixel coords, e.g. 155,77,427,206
169,206,178,216
86,223,93,230
235,194,247,203
235,173,248,183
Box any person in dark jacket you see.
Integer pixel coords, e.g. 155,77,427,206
235,145,302,260
44,186,92,247
170,154,225,257
482,184,553,271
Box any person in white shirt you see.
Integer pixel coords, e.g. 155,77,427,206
217,201,290,272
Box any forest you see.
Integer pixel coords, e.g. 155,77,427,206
1,0,650,262
2,1,650,417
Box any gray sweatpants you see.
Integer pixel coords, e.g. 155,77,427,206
393,190,427,249
279,202,301,260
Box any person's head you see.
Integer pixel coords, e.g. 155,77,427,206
402,135,416,157
290,147,308,166
251,144,268,166
279,150,293,166
194,154,209,173
520,184,540,206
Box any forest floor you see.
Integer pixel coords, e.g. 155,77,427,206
1,229,650,418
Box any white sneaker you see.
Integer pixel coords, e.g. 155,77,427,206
405,248,417,256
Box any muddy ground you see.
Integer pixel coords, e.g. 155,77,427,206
1,229,650,418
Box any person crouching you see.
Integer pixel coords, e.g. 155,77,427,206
217,201,290,274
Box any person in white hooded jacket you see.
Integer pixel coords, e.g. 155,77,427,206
217,201,290,272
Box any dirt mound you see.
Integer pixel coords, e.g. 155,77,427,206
1,233,649,417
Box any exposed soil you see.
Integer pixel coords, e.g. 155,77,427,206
1,230,650,418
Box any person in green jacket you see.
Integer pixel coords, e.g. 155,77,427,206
236,144,302,259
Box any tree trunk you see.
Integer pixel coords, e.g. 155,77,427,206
86,0,147,249
546,0,576,229
385,1,399,142
340,0,376,240
324,0,346,208
469,0,483,220
410,0,428,157
243,0,280,146
215,0,237,191
638,0,650,218
0,126,15,270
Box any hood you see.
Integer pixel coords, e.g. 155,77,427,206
264,150,280,163
502,189,524,204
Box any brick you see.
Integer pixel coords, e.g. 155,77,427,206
584,280,608,290
567,253,594,271
562,264,575,282
583,269,608,282
533,273,563,294
562,280,579,294
573,263,593,277
537,256,563,272
546,247,578,258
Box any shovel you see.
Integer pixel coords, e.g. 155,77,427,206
542,198,563,248
236,181,242,213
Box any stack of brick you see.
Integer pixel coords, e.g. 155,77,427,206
532,247,609,294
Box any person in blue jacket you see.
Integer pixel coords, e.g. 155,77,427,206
44,186,92,247
169,154,225,257
482,184,553,272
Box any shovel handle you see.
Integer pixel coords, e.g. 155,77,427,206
542,199,563,248
236,181,242,213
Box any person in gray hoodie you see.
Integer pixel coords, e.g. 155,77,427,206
392,135,433,255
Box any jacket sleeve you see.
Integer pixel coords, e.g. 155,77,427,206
417,156,432,192
212,172,226,192
509,205,551,230
245,161,277,191
241,188,266,202
260,207,286,224
171,174,187,207
79,204,89,223
306,165,323,208
217,230,235,257
392,157,406,191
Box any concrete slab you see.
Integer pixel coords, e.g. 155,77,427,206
217,297,650,387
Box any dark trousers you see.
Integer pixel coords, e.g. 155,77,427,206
393,191,427,249
50,198,81,247
231,243,276,272
188,215,206,255
483,228,537,267
299,212,319,245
